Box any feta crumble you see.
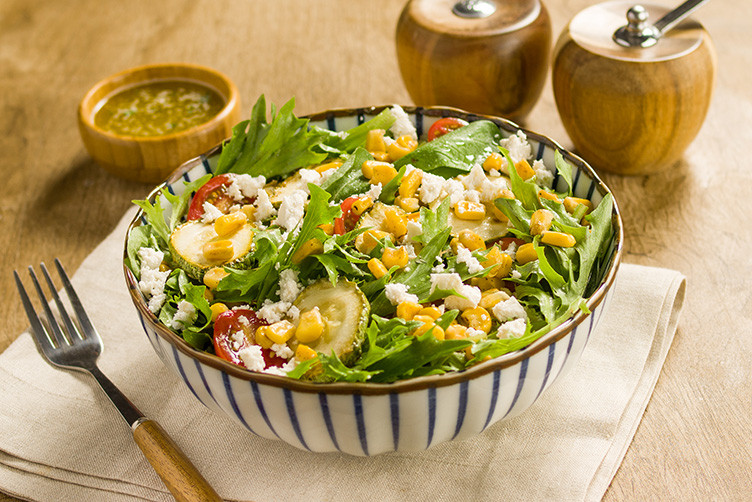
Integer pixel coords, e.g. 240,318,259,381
499,130,532,164
456,245,484,274
532,159,553,187
137,248,169,314
430,273,481,311
419,171,446,205
200,202,224,223
171,300,196,330
492,296,528,322
258,299,291,324
238,344,266,372
497,318,527,339
253,189,276,221
389,105,417,140
271,343,294,360
227,174,266,201
385,283,419,305
278,268,302,304
275,189,308,233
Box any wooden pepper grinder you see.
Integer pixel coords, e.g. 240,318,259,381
396,0,552,124
552,0,716,175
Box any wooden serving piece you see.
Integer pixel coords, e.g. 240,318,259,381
552,1,716,175
396,0,551,124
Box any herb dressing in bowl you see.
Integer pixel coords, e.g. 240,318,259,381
94,80,225,137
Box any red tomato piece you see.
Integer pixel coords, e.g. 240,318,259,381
212,309,287,369
333,196,361,235
186,174,234,221
427,117,469,141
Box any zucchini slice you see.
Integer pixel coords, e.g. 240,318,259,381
293,280,369,370
449,212,509,242
169,220,254,280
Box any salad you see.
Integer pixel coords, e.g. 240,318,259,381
126,96,614,383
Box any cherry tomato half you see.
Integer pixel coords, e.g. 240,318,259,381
427,117,469,141
186,174,234,221
212,309,287,369
333,196,361,235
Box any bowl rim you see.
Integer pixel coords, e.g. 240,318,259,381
124,104,623,395
78,62,240,143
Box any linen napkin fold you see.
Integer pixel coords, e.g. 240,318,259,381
0,208,686,502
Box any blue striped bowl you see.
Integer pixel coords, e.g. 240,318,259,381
124,106,623,456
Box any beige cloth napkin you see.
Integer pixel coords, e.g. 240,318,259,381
0,208,686,502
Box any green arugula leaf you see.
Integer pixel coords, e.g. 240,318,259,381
214,95,327,179
394,120,501,173
319,148,372,201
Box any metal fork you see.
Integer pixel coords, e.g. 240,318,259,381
14,259,221,502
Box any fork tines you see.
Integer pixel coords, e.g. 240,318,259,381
14,259,101,358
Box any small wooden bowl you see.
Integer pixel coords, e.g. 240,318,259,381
78,63,241,184
552,1,716,175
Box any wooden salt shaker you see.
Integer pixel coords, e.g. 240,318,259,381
396,0,551,124
552,1,716,175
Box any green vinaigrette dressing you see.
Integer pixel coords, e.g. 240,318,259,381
94,80,225,137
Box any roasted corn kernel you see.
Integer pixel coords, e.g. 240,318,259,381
367,257,389,279
529,209,554,236
203,266,229,289
265,320,296,344
295,344,318,362
383,207,407,237
365,129,387,153
203,240,234,262
516,242,538,264
454,200,486,220
214,211,247,237
351,197,373,216
381,246,409,269
291,238,324,264
458,229,486,251
209,302,229,322
396,301,422,321
295,308,325,343
541,231,577,247
514,159,536,180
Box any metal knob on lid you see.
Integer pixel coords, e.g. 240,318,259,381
551,0,716,175
395,0,552,123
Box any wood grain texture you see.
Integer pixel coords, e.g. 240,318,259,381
396,0,551,123
1,0,751,500
132,419,221,501
552,29,716,175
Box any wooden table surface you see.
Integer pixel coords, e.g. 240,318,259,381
1,0,750,500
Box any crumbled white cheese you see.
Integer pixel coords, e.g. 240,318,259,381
499,130,532,165
262,358,298,376
492,296,528,322
462,164,488,191
170,300,196,330
430,272,481,311
274,189,308,233
389,105,417,140
271,343,294,360
442,178,466,207
200,202,224,223
510,269,522,280
479,175,510,203
419,171,446,205
456,245,484,274
503,241,518,260
466,327,487,340
258,299,291,324
532,159,553,187
287,305,301,323
463,189,481,203
227,174,266,201
137,248,169,314
278,268,302,304
385,283,419,305
238,344,266,372
366,183,383,201
253,189,276,221
497,318,527,339
406,219,423,242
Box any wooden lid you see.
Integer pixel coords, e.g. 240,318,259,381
405,0,542,37
568,0,706,62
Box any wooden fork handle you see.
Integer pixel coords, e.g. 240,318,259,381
132,418,222,502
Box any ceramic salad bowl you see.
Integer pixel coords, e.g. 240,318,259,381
124,105,623,456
